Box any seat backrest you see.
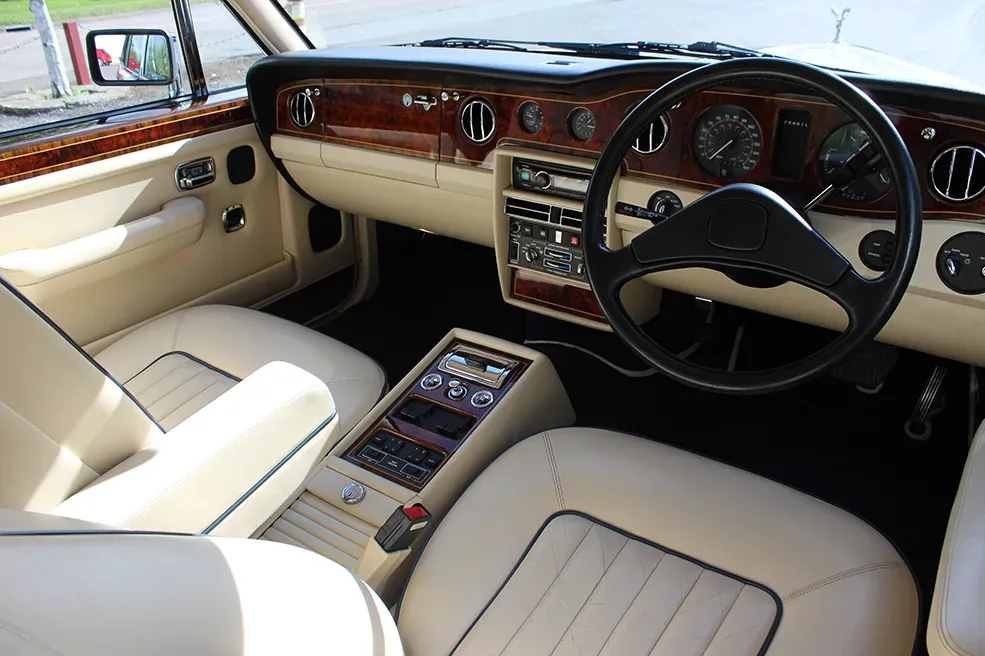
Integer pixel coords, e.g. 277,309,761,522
0,279,161,512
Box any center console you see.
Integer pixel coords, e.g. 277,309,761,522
493,147,660,330
254,329,575,603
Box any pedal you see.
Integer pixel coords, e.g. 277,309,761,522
904,365,947,441
830,342,899,393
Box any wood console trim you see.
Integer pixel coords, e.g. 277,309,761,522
275,79,441,160
343,340,532,491
0,91,252,185
512,268,605,321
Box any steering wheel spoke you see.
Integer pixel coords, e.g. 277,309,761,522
581,57,921,394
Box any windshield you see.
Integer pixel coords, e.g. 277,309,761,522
289,0,984,92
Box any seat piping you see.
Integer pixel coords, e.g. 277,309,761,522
0,275,165,433
444,509,783,656
202,411,338,534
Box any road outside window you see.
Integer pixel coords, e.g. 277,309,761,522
0,0,265,135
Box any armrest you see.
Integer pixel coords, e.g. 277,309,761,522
54,361,339,536
0,529,403,655
929,423,985,655
0,197,205,287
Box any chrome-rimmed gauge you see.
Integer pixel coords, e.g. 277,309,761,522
518,101,544,133
692,105,763,178
568,107,596,141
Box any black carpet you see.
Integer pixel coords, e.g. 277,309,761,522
310,225,969,642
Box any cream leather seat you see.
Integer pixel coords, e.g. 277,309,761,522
399,428,920,655
0,278,384,537
0,428,919,655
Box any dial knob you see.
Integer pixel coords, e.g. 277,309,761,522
533,171,551,188
510,221,521,235
576,263,585,276
945,257,961,276
448,380,468,400
525,249,539,263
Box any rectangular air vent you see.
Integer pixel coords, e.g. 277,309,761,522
505,197,604,236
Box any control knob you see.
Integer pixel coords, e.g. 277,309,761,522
533,171,551,188
945,257,961,277
576,263,584,276
510,221,521,235
525,249,539,263
448,379,468,401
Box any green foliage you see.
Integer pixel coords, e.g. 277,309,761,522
0,0,175,26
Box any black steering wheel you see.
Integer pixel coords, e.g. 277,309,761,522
582,58,921,395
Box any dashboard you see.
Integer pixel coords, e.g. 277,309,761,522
247,46,985,366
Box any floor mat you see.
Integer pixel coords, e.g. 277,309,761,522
316,224,526,383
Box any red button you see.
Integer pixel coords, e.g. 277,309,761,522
570,235,580,246
402,504,429,520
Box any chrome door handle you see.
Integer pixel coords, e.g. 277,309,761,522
175,157,215,191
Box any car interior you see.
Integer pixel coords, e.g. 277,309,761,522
1,1,984,655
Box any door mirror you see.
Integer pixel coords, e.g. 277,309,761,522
86,29,175,86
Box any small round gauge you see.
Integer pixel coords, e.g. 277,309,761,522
647,190,684,216
569,107,596,141
818,123,892,202
518,101,544,134
692,105,763,178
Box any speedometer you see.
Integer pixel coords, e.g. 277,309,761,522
692,106,763,178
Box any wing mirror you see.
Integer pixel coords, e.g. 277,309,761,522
85,29,184,97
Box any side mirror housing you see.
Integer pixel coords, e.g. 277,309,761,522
86,29,175,87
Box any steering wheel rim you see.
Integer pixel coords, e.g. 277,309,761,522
582,58,922,395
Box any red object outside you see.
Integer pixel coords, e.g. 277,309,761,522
63,21,91,86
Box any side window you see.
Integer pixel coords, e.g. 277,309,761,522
0,6,180,135
191,0,267,92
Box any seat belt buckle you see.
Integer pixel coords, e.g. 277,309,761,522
375,504,431,553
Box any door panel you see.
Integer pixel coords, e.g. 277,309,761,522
0,117,291,346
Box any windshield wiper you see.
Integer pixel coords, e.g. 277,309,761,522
536,40,774,60
411,37,529,51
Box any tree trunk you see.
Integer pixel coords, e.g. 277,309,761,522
29,0,72,98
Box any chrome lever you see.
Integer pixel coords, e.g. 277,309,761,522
402,93,437,111
413,95,438,111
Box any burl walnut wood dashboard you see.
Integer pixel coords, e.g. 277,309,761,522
343,340,531,491
269,76,985,222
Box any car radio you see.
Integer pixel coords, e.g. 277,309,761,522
512,159,592,201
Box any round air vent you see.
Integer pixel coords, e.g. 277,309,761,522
632,114,670,155
460,97,496,145
930,144,985,202
288,90,315,129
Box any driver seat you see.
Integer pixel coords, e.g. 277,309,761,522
397,428,919,655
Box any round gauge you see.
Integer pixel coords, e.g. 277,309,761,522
518,101,544,134
692,105,763,178
818,123,892,202
569,107,596,141
647,190,684,216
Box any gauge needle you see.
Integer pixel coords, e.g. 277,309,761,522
709,139,734,160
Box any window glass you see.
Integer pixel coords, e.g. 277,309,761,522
0,4,180,135
191,0,267,93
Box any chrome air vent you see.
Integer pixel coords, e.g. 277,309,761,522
930,145,985,202
631,114,670,155
460,98,497,144
288,90,316,129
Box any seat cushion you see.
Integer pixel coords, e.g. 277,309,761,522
96,305,385,435
398,428,918,656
